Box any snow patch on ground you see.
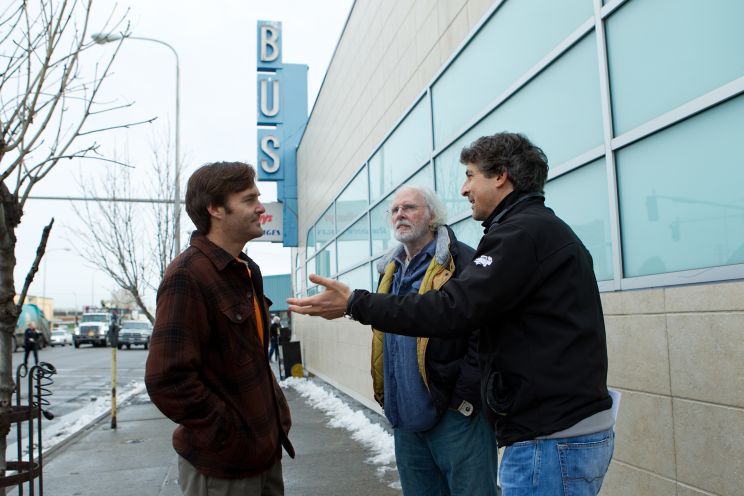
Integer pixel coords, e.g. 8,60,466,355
7,380,146,459
280,376,396,469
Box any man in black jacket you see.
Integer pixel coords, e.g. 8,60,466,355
289,133,614,496
23,321,41,367
372,186,497,496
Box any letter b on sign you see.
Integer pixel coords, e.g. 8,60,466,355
257,21,282,70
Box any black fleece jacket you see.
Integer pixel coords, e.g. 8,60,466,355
349,192,611,445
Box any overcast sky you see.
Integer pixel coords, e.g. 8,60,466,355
14,0,353,311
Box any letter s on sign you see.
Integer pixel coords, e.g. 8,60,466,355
260,135,281,174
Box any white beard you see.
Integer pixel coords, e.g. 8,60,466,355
394,221,427,243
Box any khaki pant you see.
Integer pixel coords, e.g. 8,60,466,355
178,456,284,496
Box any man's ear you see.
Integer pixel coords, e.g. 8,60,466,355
495,170,510,188
207,203,224,220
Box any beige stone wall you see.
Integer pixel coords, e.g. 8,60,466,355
601,281,744,496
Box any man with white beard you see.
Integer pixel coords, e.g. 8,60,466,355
370,186,499,496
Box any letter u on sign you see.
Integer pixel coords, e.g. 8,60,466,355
260,78,280,117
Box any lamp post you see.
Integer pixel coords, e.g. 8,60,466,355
91,32,182,255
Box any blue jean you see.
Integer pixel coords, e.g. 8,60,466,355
394,410,499,496
499,428,614,496
268,339,278,362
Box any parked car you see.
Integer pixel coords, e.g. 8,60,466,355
50,329,73,347
117,320,153,350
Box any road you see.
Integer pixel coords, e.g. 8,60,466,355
9,344,148,445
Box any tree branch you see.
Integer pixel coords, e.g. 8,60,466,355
15,218,54,311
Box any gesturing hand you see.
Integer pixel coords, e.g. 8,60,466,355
286,274,353,320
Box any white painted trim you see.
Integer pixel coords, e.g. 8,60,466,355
593,0,623,289
548,145,605,180
612,76,744,151
620,264,744,291
599,0,629,19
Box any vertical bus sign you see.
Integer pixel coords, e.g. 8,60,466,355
256,20,308,247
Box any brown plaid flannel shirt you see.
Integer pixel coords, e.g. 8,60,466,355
145,232,294,479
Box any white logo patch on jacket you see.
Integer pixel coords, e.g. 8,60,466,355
474,255,493,267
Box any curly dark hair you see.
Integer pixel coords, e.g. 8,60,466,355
185,161,257,234
459,132,549,193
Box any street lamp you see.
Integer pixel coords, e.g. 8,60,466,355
91,32,182,255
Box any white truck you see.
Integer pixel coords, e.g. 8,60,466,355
74,311,114,348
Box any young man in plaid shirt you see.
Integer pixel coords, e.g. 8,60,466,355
146,162,293,496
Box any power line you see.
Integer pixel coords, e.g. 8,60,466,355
28,195,180,204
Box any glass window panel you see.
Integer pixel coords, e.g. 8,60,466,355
315,242,337,278
406,162,434,190
435,138,471,221
432,0,592,147
606,0,744,134
315,205,335,250
618,95,744,277
338,263,372,292
370,165,434,256
371,257,383,291
337,215,370,272
368,150,384,203
294,252,302,296
545,159,613,281
436,34,603,221
306,256,315,289
336,166,369,232
371,193,395,256
369,98,432,202
294,268,302,297
450,218,482,251
306,227,315,258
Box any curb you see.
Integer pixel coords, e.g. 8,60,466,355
41,390,147,463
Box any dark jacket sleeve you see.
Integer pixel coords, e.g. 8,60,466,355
349,223,539,337
449,241,482,409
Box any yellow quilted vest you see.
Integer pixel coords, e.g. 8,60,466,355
370,252,455,407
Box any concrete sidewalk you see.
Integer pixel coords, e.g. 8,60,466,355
11,374,402,496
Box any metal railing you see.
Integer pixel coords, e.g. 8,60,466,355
0,362,57,495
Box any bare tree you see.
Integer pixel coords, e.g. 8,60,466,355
106,287,137,313
72,162,156,323
70,130,179,324
147,130,177,282
70,128,178,323
0,1,148,484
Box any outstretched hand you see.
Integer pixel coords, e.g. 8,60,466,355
287,274,353,320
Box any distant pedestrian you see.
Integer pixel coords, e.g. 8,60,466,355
108,310,120,347
269,315,281,362
146,161,293,496
23,321,41,367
